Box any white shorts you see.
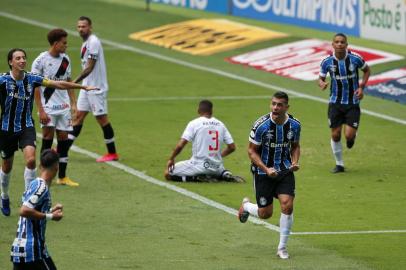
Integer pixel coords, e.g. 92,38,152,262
40,110,73,131
170,159,225,177
77,90,108,116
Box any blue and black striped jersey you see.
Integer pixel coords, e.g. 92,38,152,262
249,113,301,174
11,178,51,263
0,72,43,132
319,50,367,105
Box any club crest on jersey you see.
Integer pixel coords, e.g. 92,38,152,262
349,64,355,72
287,130,294,140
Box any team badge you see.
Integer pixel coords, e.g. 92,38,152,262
349,64,355,71
30,195,39,204
287,130,293,140
259,196,267,206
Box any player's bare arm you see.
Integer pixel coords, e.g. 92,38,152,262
289,141,300,172
221,143,236,158
34,86,50,125
318,76,328,90
356,65,371,100
73,58,96,83
20,205,63,221
167,139,188,171
42,78,98,90
248,142,277,177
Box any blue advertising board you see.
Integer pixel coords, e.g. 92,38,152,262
231,0,360,36
152,0,361,36
152,0,229,14
364,77,406,104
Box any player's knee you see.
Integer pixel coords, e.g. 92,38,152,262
332,133,341,141
1,160,13,173
26,158,36,169
258,208,273,219
280,201,293,215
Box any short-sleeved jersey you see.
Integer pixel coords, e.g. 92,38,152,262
0,72,43,132
80,34,108,92
249,113,301,174
319,50,367,105
182,116,234,165
31,51,72,115
11,178,51,263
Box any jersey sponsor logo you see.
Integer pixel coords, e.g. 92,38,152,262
228,39,403,81
335,73,357,80
270,142,290,148
8,91,30,101
129,19,287,55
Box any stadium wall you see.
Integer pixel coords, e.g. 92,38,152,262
151,0,406,45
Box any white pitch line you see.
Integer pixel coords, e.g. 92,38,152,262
67,143,406,236
1,11,405,126
108,95,296,102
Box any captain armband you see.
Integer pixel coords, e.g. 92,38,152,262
42,78,51,87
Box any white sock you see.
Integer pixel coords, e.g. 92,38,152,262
278,213,293,250
243,202,259,217
24,167,37,190
330,139,344,166
0,169,11,199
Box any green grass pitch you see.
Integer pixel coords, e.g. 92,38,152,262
0,0,405,269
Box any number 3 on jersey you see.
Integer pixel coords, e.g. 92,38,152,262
208,130,219,151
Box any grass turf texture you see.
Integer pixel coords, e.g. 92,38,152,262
0,1,405,269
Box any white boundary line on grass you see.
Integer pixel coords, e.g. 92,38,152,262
1,11,406,126
68,143,406,236
108,95,298,102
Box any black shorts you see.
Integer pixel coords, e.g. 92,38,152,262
0,127,36,159
254,172,295,208
13,257,56,270
328,103,361,129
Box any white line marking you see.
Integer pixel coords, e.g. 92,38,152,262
69,144,282,233
108,95,297,102
67,142,406,236
1,11,405,126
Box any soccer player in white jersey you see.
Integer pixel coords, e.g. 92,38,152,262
165,100,244,183
67,16,119,162
32,28,79,187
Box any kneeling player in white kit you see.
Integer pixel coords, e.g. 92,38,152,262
165,100,244,183
32,28,79,187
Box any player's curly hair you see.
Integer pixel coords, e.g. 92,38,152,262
47,28,68,46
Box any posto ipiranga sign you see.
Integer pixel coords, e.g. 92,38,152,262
361,0,406,45
129,19,287,55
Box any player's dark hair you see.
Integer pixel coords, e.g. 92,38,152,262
47,28,68,46
273,91,289,104
7,48,26,69
334,33,347,41
78,16,92,25
198,100,213,114
40,149,59,169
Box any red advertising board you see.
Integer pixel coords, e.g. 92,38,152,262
228,39,403,81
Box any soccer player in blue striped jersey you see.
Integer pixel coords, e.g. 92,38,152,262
11,149,62,270
0,48,97,216
238,91,301,259
318,33,371,173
